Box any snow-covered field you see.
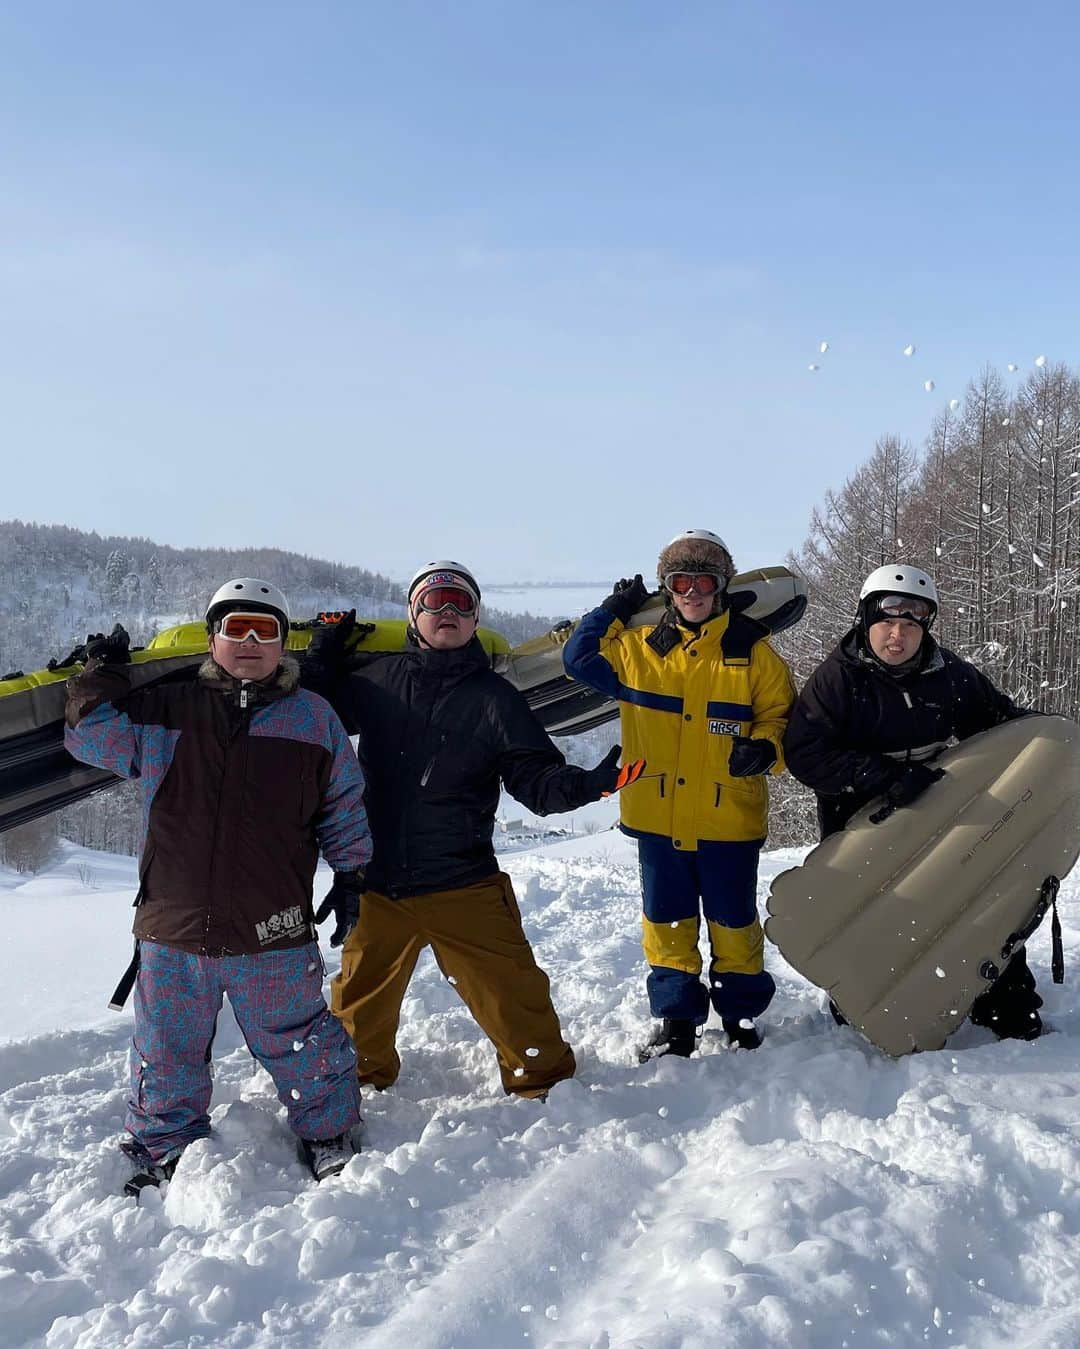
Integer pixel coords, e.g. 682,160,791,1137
3,835,1080,1348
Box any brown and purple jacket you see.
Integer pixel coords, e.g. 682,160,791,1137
64,655,372,955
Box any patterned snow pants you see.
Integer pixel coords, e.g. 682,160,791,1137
128,940,362,1161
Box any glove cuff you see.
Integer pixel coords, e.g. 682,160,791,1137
332,868,366,894
600,595,634,623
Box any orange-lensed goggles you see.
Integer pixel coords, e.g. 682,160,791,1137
216,611,283,643
663,571,721,597
415,585,477,616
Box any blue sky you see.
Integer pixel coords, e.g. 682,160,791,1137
3,2,1079,586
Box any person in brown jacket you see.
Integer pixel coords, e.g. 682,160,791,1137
65,578,373,1191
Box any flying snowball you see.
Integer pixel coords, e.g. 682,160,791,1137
949,399,960,410
1033,551,1045,568
924,380,935,392
1035,354,1047,367
1036,417,1045,428
1007,363,1018,373
819,340,829,353
903,344,916,357
1001,417,1010,427
808,363,819,372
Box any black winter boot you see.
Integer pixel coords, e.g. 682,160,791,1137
300,1133,355,1182
120,1137,182,1198
722,1018,763,1050
969,950,1044,1041
638,1018,697,1063
970,1002,1044,1041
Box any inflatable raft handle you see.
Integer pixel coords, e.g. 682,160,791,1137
1000,875,1064,986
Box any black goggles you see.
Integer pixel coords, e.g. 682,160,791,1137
872,594,935,624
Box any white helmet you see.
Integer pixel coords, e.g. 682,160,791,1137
859,564,938,625
407,560,481,609
205,578,291,634
664,528,730,554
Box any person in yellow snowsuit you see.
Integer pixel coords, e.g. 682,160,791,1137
564,530,795,1057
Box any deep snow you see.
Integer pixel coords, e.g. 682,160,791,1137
2,834,1079,1348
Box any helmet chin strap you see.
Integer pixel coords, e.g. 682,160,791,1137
407,603,430,649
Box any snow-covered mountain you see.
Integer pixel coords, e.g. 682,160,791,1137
0,519,561,681
2,833,1077,1348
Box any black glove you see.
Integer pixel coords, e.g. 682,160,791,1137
601,574,649,624
85,624,131,665
584,744,622,797
884,761,945,809
728,736,778,778
307,609,356,668
314,869,365,947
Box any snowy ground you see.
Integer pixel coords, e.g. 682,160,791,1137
3,837,1080,1349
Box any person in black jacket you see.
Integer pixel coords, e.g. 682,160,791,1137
783,563,1043,1041
304,561,626,1098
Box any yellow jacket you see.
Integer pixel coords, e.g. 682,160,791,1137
563,606,795,848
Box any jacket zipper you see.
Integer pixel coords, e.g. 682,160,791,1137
420,732,448,787
902,688,914,763
204,690,250,955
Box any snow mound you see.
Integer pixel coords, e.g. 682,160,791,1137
1,840,1078,1347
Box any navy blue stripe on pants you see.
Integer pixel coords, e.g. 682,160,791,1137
638,834,775,1024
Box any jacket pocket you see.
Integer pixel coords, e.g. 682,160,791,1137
713,776,766,809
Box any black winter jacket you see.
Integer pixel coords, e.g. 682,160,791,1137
304,635,604,898
784,629,1027,837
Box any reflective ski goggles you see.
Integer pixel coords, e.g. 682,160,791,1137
215,611,283,643
414,584,478,616
875,594,935,623
663,571,722,597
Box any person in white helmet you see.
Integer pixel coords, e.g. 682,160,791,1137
784,563,1043,1040
564,531,796,1059
64,578,372,1189
303,560,633,1099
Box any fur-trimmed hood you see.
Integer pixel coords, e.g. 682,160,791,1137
198,652,300,702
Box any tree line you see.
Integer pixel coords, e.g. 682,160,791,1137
769,359,1080,842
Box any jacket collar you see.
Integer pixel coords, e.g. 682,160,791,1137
198,653,300,706
402,632,491,681
838,627,945,680
646,607,730,658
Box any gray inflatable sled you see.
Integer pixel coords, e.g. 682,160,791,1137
766,715,1080,1056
